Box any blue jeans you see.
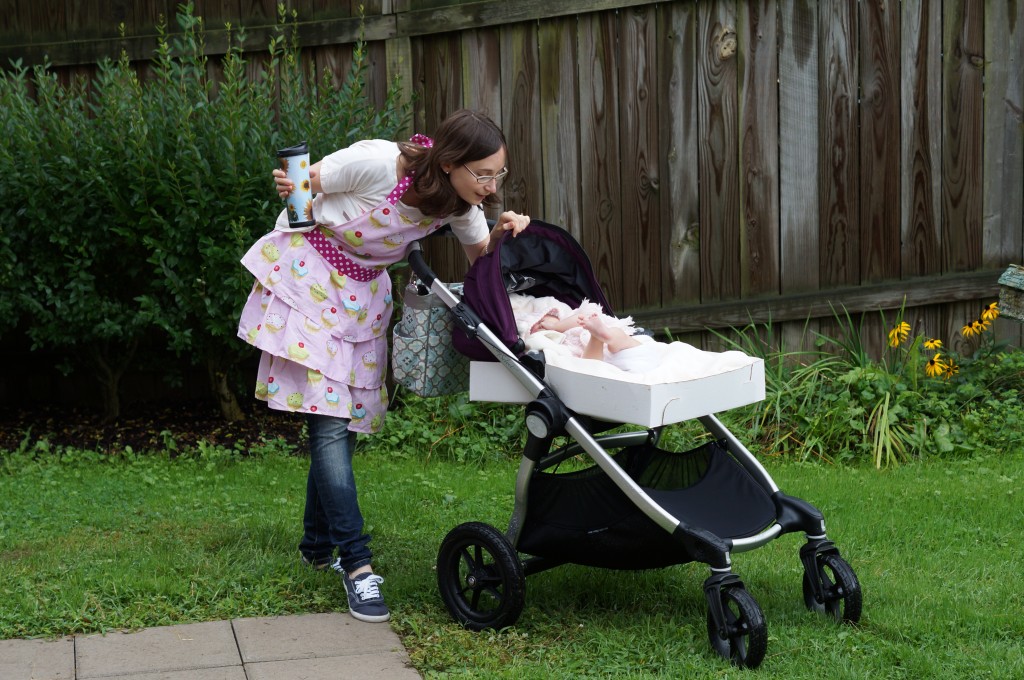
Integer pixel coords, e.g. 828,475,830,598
299,414,372,573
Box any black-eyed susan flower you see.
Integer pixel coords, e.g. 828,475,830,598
943,359,959,380
981,301,999,322
923,338,943,350
888,321,911,347
925,353,947,377
301,178,311,192
962,320,984,338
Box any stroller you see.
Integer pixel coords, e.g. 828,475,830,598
406,221,861,669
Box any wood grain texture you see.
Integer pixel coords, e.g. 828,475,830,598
901,0,942,278
858,0,901,283
619,5,661,309
982,0,1023,268
818,0,859,287
538,16,582,238
779,0,819,295
631,270,1001,333
941,0,984,273
698,0,740,302
499,22,542,218
658,2,700,304
578,11,623,307
738,0,779,297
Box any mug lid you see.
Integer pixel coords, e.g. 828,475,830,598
277,141,309,157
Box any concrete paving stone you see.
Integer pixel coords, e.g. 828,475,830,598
232,613,405,663
0,636,75,680
95,668,246,680
245,654,421,680
75,621,241,679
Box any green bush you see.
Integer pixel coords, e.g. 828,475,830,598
0,3,410,420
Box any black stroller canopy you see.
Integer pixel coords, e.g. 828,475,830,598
453,220,614,361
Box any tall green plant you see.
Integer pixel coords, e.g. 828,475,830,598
0,57,155,420
0,1,412,421
133,3,411,421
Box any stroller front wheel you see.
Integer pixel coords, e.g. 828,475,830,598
802,552,863,624
437,521,526,631
706,586,768,669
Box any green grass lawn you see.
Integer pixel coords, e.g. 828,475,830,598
2,443,1022,678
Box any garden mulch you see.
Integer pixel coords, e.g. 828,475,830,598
0,401,306,454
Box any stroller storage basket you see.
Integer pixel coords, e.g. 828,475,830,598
517,440,777,570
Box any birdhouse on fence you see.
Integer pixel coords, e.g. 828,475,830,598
998,265,1024,321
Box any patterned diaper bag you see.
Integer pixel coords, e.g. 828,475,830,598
391,280,470,397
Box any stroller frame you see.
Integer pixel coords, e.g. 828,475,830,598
407,234,861,670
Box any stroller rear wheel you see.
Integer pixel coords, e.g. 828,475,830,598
802,552,862,623
706,586,767,669
437,521,526,631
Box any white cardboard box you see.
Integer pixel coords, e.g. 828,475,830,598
469,357,765,427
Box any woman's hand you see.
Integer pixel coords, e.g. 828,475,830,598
273,163,321,198
493,211,530,239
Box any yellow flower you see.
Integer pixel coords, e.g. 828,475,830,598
888,321,911,347
943,359,959,380
961,320,984,338
925,353,947,377
981,302,999,322
923,338,943,350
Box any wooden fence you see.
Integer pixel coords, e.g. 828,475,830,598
3,0,1022,355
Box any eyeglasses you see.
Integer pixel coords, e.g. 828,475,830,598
463,164,509,184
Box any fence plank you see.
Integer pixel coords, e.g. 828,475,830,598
619,5,661,310
578,10,623,306
858,0,900,284
500,22,542,219
460,28,502,122
901,0,942,278
738,0,779,298
631,270,1001,334
412,32,466,280
658,1,699,306
778,0,820,353
778,0,818,294
698,0,740,303
538,16,582,239
460,28,503,225
818,0,859,287
983,0,1024,267
941,0,984,274
984,0,1024,346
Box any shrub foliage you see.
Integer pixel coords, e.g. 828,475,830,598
0,3,410,420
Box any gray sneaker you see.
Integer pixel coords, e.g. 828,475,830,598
338,568,391,623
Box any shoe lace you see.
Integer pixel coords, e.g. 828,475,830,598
353,574,384,601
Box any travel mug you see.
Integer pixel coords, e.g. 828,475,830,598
277,142,315,229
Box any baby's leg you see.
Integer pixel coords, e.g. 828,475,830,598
581,314,641,353
532,310,581,334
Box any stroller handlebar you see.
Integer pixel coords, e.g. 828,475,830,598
406,241,437,287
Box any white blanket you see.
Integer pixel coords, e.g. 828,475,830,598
509,292,758,385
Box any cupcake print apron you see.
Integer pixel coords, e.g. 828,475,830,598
237,140,444,433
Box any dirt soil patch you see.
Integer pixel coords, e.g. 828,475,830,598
0,402,306,454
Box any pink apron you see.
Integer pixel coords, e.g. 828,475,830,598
237,142,444,433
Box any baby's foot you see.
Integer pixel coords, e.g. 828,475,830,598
580,313,613,341
530,309,560,334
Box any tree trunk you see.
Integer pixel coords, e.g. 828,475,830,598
208,357,246,422
89,339,137,423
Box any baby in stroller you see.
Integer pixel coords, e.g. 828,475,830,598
510,293,661,373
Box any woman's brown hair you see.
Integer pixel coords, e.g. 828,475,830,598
398,109,506,218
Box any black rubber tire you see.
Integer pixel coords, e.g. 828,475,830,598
437,521,526,631
803,552,863,624
706,586,768,669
